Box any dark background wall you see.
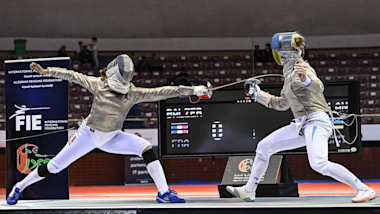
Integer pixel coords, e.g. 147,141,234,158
1,147,380,187
1,0,380,38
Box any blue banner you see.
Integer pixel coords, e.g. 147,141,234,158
5,57,69,199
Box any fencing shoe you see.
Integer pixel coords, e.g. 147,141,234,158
226,185,255,202
352,187,376,203
156,188,185,203
7,187,22,205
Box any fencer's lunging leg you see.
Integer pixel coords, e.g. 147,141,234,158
100,132,170,194
143,146,170,194
305,124,367,191
12,167,46,192
100,132,184,202
245,153,269,193
12,126,97,193
245,123,305,193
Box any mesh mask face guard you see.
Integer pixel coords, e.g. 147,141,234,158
271,32,304,65
106,65,130,94
105,54,134,94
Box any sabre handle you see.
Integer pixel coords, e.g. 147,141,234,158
197,81,213,99
244,79,261,98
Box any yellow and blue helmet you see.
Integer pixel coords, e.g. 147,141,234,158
271,32,305,65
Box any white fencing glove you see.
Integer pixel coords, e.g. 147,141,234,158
244,79,261,99
193,85,209,96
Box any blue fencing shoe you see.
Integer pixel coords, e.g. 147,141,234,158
7,187,22,205
156,188,185,203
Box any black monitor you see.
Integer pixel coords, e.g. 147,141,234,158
158,81,361,157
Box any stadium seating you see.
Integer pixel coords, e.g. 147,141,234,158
0,49,379,129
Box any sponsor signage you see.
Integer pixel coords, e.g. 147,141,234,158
221,155,282,185
123,128,158,184
5,57,69,199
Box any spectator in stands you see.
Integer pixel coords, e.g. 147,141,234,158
87,37,99,69
190,77,202,86
57,45,68,57
77,41,83,54
262,43,274,62
166,68,191,86
7,54,211,205
253,45,263,62
148,52,163,72
129,52,137,65
79,45,93,65
137,55,150,72
71,41,83,63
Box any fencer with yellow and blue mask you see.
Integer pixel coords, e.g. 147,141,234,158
271,32,305,77
231,32,376,203
244,32,306,99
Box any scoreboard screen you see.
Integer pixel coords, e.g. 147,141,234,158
158,81,361,157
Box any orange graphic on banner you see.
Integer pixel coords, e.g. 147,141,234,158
16,144,53,174
238,158,253,173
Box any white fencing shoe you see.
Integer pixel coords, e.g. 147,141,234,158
226,185,255,202
352,187,377,203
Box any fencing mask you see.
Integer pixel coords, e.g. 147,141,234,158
271,32,305,66
106,54,134,94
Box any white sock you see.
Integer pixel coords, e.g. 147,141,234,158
15,168,45,192
146,160,169,194
245,155,269,193
325,162,367,191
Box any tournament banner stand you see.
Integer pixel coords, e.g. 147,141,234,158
218,155,299,198
5,57,70,200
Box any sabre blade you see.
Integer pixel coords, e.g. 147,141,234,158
211,74,283,91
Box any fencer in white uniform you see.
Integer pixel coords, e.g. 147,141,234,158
227,32,376,203
7,54,210,205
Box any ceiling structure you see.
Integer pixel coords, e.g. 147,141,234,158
1,0,379,38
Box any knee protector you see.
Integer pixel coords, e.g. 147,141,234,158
37,163,54,177
142,149,157,165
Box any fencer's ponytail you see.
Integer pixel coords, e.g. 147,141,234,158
291,33,305,51
99,67,107,80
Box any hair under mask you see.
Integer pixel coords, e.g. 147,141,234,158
271,32,305,65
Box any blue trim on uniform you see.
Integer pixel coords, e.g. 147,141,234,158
311,126,317,140
333,120,344,125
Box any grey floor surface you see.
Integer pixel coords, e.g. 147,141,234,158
1,197,379,210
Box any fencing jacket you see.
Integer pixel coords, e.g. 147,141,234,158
255,59,330,121
48,67,195,132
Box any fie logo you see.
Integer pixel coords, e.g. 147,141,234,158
9,104,50,131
